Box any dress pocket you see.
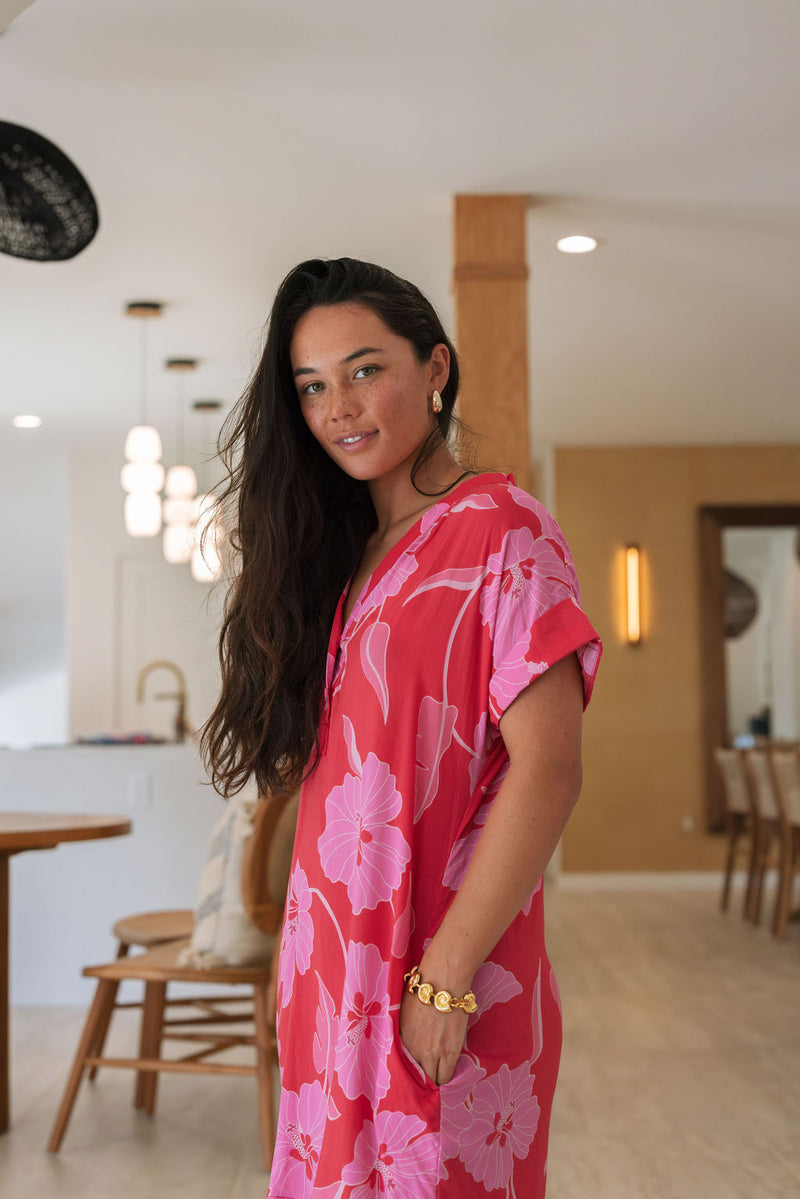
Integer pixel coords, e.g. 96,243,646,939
393,1030,440,1094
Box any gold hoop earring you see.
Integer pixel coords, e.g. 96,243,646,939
431,390,443,414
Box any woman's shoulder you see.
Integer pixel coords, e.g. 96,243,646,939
446,472,558,539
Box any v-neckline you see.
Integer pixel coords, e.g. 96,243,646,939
332,471,508,645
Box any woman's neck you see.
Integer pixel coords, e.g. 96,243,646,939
367,444,468,541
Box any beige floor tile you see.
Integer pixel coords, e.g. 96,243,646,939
3,886,799,1197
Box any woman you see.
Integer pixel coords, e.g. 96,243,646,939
203,257,601,1198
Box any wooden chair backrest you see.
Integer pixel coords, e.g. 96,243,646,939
744,750,780,821
770,750,800,828
241,788,301,936
714,748,751,816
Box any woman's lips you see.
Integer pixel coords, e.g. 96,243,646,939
335,431,378,453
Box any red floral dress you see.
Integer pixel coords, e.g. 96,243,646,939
268,473,601,1199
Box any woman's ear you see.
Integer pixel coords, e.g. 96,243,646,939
429,343,450,394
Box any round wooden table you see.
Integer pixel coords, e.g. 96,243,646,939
0,812,132,1133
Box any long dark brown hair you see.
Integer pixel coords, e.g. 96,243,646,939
201,257,463,798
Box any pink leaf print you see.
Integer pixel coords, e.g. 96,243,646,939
342,1110,441,1199
418,500,451,536
443,801,490,891
468,713,492,795
459,1063,541,1190
404,564,485,604
318,748,411,913
415,695,458,822
451,493,499,513
509,488,544,537
366,552,419,609
550,964,562,1014
442,826,481,891
342,714,362,774
360,620,391,722
469,960,523,1025
270,1079,327,1195
390,884,414,959
312,971,337,1084
521,874,543,916
278,866,314,1009
531,961,543,1064
334,942,393,1102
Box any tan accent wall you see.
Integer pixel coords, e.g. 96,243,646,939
453,195,531,491
555,445,800,872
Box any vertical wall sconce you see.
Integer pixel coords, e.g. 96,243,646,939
625,544,642,646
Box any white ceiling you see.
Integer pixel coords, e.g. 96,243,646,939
1,0,800,462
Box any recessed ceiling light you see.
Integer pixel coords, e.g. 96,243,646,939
556,235,598,254
12,414,42,428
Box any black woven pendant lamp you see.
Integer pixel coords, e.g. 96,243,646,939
0,120,99,261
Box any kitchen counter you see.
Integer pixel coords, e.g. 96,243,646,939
0,744,236,1004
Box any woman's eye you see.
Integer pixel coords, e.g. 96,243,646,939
354,365,378,379
301,381,324,397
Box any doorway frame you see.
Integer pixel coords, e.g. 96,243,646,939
698,504,800,830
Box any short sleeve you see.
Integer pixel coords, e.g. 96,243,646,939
479,491,602,728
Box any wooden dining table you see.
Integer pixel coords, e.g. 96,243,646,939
0,811,132,1133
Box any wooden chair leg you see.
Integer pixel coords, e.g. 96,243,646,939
749,820,768,924
772,835,793,939
253,984,276,1171
134,981,153,1110
88,942,129,1082
743,824,759,919
752,861,767,926
721,817,739,911
134,980,166,1116
48,979,117,1153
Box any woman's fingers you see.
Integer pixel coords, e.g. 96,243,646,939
399,989,468,1086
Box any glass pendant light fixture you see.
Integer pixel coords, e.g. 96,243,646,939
122,301,165,536
162,358,198,564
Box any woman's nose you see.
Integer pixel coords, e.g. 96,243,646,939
326,382,360,421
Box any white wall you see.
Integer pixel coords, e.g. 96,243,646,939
0,445,68,748
0,622,68,748
67,450,223,739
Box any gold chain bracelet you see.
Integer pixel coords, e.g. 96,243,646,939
403,965,478,1014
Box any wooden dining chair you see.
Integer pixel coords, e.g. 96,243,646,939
743,748,783,930
768,749,800,940
714,747,756,916
86,908,194,1081
48,789,299,1170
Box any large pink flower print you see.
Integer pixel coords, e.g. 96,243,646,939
278,865,314,1009
440,1055,486,1175
270,1079,327,1196
342,1110,440,1198
459,1062,541,1190
334,941,393,1101
318,738,411,913
480,527,573,661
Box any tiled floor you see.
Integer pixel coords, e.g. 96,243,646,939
547,886,800,1198
2,885,799,1198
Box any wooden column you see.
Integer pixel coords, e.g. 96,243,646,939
453,195,531,490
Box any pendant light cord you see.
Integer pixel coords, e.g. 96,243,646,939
176,372,185,464
139,318,149,426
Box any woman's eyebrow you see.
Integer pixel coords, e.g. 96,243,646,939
293,347,385,378
341,346,385,365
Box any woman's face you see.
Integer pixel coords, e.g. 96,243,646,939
290,302,449,485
